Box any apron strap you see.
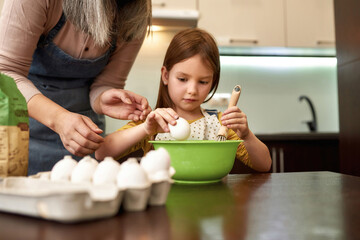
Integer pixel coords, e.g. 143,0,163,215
38,13,66,48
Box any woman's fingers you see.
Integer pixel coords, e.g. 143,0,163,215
57,112,104,156
113,89,132,104
64,139,97,157
140,105,152,120
63,130,102,156
118,90,150,112
82,116,104,135
128,109,146,121
100,89,153,121
73,129,102,149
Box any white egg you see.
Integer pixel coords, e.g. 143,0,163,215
50,155,77,181
117,158,150,189
93,157,121,185
140,148,173,182
71,156,98,183
168,117,190,140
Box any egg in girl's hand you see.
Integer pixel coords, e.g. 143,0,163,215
51,155,77,181
71,156,98,183
93,156,121,185
168,117,190,140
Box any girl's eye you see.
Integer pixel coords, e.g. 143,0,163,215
178,77,186,82
200,80,209,85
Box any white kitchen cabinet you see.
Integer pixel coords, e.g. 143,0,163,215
197,0,335,48
198,0,285,47
152,0,197,10
285,0,335,47
151,0,199,27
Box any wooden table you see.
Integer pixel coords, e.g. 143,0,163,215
0,172,359,240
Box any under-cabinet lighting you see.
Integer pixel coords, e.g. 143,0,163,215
148,25,189,32
220,56,337,68
149,25,164,32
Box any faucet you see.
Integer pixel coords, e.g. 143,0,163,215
299,95,317,132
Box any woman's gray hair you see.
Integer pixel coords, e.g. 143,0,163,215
63,0,151,46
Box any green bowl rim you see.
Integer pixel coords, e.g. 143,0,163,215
149,140,243,144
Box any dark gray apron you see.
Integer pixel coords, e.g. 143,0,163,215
27,13,116,175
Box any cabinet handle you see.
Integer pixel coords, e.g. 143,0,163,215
316,40,335,45
271,147,277,173
229,38,258,45
279,148,284,173
152,2,166,7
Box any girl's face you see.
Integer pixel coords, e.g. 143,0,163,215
161,54,214,119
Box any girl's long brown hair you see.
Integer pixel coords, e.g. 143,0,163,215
155,28,220,109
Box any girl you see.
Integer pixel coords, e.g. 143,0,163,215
96,28,271,172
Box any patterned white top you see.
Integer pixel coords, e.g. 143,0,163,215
155,109,220,141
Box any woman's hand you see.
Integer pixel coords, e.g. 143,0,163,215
220,106,250,140
99,89,152,121
54,111,104,157
143,108,179,136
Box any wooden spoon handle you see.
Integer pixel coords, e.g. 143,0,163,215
228,85,241,108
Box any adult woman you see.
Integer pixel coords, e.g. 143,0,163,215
0,0,152,174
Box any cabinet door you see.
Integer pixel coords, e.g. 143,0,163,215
263,140,339,173
286,0,335,47
198,0,285,47
152,0,197,9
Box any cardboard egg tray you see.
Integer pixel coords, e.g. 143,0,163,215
0,175,171,223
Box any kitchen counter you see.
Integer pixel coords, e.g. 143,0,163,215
0,171,358,240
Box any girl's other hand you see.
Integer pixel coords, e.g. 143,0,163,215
99,89,152,121
54,111,104,156
143,108,179,136
220,106,250,139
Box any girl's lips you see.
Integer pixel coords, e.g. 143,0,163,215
183,98,197,103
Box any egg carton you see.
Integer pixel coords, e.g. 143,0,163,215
0,175,172,223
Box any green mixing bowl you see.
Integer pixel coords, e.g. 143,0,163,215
149,140,242,184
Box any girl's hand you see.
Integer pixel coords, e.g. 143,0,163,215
143,108,179,136
54,111,104,157
99,89,152,121
220,106,250,140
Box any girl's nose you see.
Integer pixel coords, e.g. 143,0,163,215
187,81,198,95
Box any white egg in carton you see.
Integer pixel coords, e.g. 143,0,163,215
0,148,175,222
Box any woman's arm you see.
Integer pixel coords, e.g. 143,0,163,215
90,35,145,114
0,0,62,102
0,0,106,156
29,94,104,156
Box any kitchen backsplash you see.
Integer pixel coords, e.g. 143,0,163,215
105,31,339,135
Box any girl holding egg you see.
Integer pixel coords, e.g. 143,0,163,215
96,28,271,172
